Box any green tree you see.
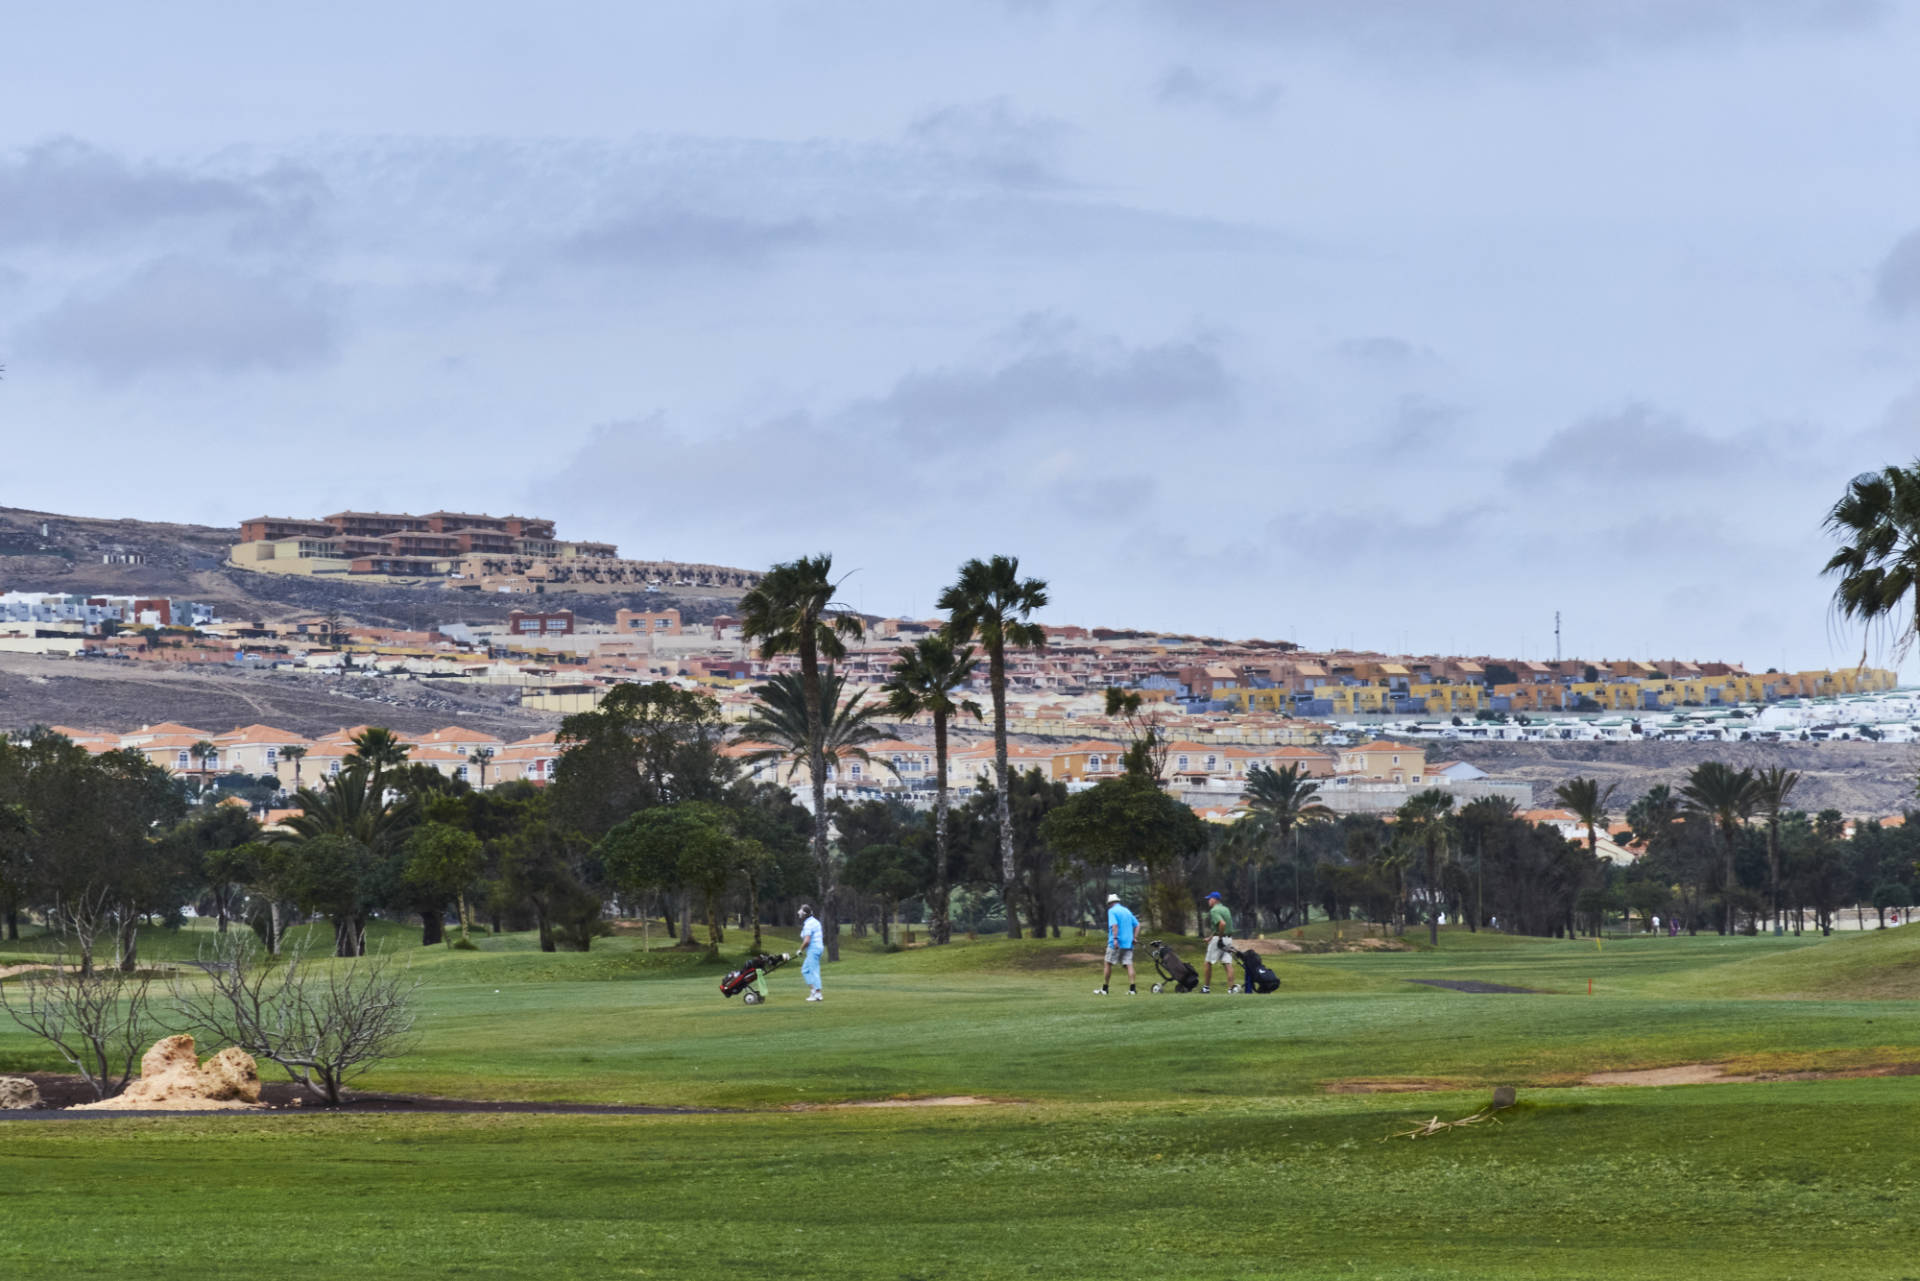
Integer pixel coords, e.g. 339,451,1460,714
739,555,864,960
1552,778,1618,916
1040,774,1205,933
738,670,892,790
1751,766,1801,934
1242,763,1334,927
281,767,420,955
279,743,307,792
601,802,757,954
939,554,1048,939
550,681,732,839
1823,461,1920,653
882,633,981,945
165,804,263,933
407,822,485,943
1679,761,1759,935
345,727,410,799
1396,788,1457,945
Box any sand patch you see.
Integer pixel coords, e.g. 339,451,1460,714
1239,938,1304,954
0,964,57,980
1587,1062,1920,1087
1060,952,1106,963
1327,1079,1464,1094
788,1095,1008,1111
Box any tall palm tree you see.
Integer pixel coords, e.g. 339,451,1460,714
190,739,219,790
1752,765,1801,935
939,555,1048,939
737,670,893,786
280,743,307,793
1458,795,1519,932
883,633,981,945
468,747,495,789
1242,763,1333,928
1823,461,1920,655
346,726,410,799
739,555,864,961
1553,776,1618,863
1679,761,1759,935
1396,788,1456,945
281,768,420,956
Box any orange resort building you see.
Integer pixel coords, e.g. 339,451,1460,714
48,723,561,790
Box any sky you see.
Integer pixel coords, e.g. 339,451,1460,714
3,0,1919,672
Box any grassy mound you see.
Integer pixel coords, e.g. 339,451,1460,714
1648,923,1920,999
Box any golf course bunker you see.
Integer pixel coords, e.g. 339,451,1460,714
1585,1063,1920,1087
1406,979,1544,994
1,1074,732,1119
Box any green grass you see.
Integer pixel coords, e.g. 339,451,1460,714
2,924,1918,1279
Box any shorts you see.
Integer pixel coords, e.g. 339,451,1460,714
1205,937,1235,965
1104,945,1134,966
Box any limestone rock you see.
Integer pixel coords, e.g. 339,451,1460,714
0,1076,42,1110
69,1034,266,1111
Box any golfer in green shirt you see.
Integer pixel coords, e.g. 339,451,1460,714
1202,891,1235,993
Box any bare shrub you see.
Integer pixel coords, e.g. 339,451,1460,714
0,893,153,1099
169,933,419,1106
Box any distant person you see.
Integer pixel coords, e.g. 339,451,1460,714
797,904,824,1002
1097,892,1139,996
1202,891,1234,993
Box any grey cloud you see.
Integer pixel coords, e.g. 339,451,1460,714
1503,404,1786,487
22,256,338,381
0,138,324,251
1264,503,1499,570
1382,396,1465,449
904,98,1072,188
862,319,1232,444
563,209,822,266
1873,227,1920,318
1142,0,1884,64
1155,65,1282,118
1335,336,1430,366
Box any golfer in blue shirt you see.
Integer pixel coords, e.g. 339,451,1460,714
1096,892,1139,996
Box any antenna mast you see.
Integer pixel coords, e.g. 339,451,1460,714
1554,611,1562,664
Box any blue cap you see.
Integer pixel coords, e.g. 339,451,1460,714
1207,891,1222,900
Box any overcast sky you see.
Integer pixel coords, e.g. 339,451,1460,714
4,1,1919,671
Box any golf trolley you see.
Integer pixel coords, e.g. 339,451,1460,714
720,951,792,1005
1146,939,1201,994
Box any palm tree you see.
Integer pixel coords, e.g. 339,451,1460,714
1242,763,1333,928
1752,766,1801,935
468,747,495,789
280,744,307,793
190,739,219,791
1397,788,1456,945
883,633,981,945
737,670,893,786
739,556,864,961
1823,461,1920,654
1553,776,1618,863
1458,795,1518,932
345,726,410,799
939,555,1048,939
281,768,420,955
1679,761,1759,935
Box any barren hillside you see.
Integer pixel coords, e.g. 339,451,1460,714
0,504,745,629
0,652,557,739
1439,738,1920,818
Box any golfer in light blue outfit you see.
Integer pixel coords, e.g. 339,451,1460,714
798,904,825,1002
1096,892,1139,996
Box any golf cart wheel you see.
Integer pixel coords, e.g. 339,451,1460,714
1150,982,1164,994
742,992,763,1005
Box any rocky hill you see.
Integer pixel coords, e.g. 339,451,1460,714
1439,738,1920,818
0,504,745,630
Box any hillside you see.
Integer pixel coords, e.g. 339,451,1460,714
0,504,746,629
1441,738,1920,817
0,650,555,738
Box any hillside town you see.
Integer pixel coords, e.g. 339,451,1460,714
2,582,1906,832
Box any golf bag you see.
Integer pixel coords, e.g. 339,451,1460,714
720,951,791,1004
1235,947,1280,995
1146,940,1200,994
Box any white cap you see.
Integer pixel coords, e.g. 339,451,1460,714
1105,893,1121,904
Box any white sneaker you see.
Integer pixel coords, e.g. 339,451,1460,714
1094,988,1108,996
1201,986,1210,994
806,991,822,1002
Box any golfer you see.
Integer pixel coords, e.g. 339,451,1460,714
1202,890,1235,993
797,904,824,1002
1096,892,1139,996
